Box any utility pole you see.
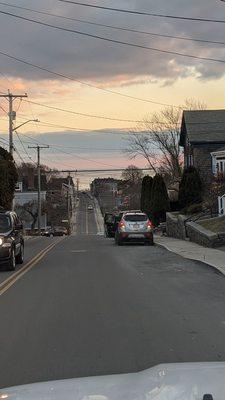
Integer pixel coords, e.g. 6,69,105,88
28,145,49,234
76,178,79,193
67,173,71,234
0,91,28,156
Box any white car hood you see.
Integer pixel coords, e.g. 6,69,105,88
1,362,225,400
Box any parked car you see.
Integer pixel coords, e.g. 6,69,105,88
104,213,116,237
42,227,54,237
115,212,154,246
87,205,93,211
44,226,68,237
53,226,68,236
0,210,24,270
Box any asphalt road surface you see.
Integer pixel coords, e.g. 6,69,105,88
1,193,225,389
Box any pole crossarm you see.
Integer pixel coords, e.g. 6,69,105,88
0,92,28,156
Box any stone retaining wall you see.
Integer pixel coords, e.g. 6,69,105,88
186,222,218,247
166,212,187,240
166,212,225,247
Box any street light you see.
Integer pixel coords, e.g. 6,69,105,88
12,119,39,132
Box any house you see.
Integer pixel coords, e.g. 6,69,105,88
180,110,225,212
90,178,121,213
46,176,74,227
180,110,225,174
211,147,225,215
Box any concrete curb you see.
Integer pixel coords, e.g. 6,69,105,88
154,235,225,276
93,198,104,235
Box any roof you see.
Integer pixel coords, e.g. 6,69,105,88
211,146,225,156
180,110,225,146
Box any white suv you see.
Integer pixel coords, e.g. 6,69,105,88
115,212,154,246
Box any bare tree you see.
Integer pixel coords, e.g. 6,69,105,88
16,200,47,231
125,99,206,187
121,165,143,184
121,165,143,209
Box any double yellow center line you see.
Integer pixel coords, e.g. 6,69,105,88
0,238,63,296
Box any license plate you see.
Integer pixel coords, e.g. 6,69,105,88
133,224,139,229
129,234,142,238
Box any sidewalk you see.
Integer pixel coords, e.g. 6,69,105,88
154,234,225,276
93,198,104,235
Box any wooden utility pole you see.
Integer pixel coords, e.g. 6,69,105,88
28,145,49,234
0,91,28,156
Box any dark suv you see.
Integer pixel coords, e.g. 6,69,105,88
0,210,24,270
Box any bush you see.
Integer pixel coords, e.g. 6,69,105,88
140,176,153,214
182,203,203,215
178,166,202,209
150,174,170,225
0,147,18,210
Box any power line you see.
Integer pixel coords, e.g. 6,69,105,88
16,130,126,168
31,119,130,134
0,102,7,114
59,1,225,24
22,99,142,123
0,1,224,46
14,145,26,164
14,130,36,164
1,10,225,65
0,52,180,109
18,132,123,151
49,146,125,168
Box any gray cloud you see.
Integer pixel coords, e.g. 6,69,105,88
0,0,225,83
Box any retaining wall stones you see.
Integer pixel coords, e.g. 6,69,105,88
166,212,187,240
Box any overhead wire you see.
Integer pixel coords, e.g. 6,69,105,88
0,50,182,110
22,99,142,123
0,1,224,46
14,130,36,164
15,130,125,168
0,103,7,114
59,1,225,24
0,10,225,66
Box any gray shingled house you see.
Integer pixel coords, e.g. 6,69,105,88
180,110,225,214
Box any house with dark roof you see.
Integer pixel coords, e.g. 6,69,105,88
180,110,225,214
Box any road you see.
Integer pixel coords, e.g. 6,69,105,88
0,193,225,389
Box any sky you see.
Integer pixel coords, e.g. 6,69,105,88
0,0,225,183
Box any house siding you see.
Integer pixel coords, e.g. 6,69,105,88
184,142,225,186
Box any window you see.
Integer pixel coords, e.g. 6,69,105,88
0,215,12,233
124,214,148,222
216,159,225,173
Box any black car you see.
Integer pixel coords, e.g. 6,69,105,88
104,213,116,237
0,210,24,270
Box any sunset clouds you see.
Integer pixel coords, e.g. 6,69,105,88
0,0,225,170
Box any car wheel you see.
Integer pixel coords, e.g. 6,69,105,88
145,239,154,246
16,243,24,264
8,247,16,271
117,235,123,246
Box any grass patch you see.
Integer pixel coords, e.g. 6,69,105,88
198,215,225,233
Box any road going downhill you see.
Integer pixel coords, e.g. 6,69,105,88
0,193,225,389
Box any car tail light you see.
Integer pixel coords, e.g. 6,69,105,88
147,220,153,230
118,220,126,230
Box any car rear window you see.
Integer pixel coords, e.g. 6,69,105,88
124,214,148,222
0,214,11,232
